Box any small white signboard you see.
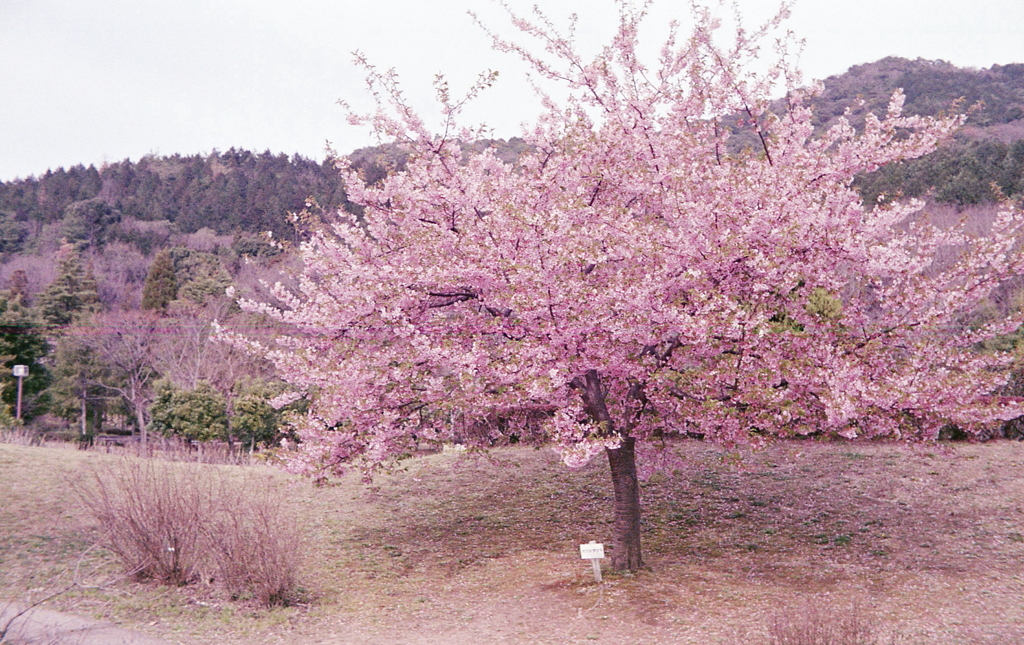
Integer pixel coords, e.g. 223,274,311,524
12,365,28,377
579,542,605,560
579,541,605,583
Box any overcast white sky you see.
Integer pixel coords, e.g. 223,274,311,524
1,0,1022,181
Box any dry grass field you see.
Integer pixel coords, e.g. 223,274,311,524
1,438,1023,644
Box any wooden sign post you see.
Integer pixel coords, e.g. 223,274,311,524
579,541,605,583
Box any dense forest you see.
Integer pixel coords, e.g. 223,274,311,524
0,57,1022,445
0,150,347,245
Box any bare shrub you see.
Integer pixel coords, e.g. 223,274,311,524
207,479,303,606
0,428,44,446
766,603,878,645
113,435,255,466
82,459,214,585
78,458,302,606
88,241,149,309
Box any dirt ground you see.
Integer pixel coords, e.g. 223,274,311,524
1,439,1023,644
0,601,172,644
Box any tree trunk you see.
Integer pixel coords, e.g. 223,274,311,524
571,369,644,572
135,404,148,446
606,436,643,572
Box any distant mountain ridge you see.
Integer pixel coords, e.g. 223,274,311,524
0,150,348,253
823,58,1024,206
808,57,1024,131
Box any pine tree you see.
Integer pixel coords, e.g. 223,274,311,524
50,331,111,441
141,250,178,312
37,244,100,327
0,295,50,420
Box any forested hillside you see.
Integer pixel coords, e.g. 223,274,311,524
0,57,1021,445
720,57,1024,206
807,58,1024,128
0,149,347,243
0,150,354,440
826,58,1024,205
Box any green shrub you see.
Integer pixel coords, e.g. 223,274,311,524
149,380,228,442
231,379,302,449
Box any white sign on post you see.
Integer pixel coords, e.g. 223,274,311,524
579,542,605,559
12,365,27,420
579,541,605,583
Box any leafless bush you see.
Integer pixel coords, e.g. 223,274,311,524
765,603,878,645
112,435,255,466
0,252,58,301
208,480,302,606
0,428,44,446
82,459,213,585
77,458,302,606
174,227,234,253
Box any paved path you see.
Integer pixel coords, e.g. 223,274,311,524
1,603,172,645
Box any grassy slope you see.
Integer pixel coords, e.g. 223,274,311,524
1,440,1023,645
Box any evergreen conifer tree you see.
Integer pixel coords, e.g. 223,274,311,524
50,332,111,442
38,244,100,327
141,250,178,312
0,295,50,420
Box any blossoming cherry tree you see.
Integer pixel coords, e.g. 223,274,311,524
236,2,1024,571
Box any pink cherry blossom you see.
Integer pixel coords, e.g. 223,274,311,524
226,1,1024,571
